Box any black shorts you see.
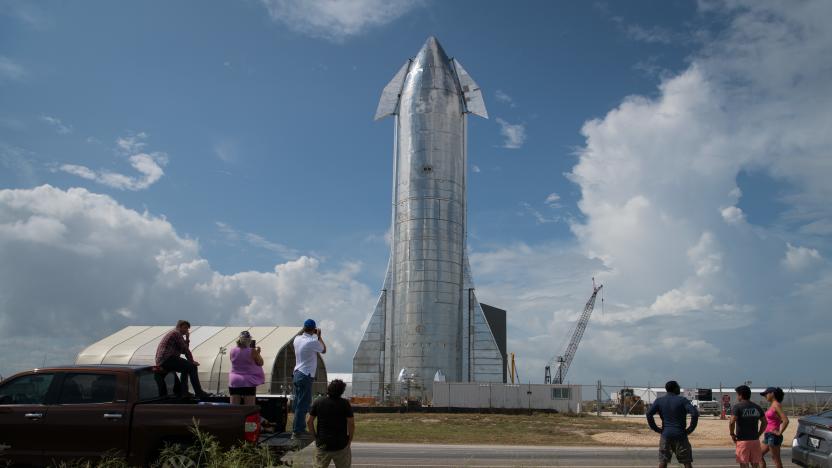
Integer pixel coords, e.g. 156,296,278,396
659,436,693,463
229,386,256,396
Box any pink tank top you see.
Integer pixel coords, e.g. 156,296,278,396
765,406,781,432
229,347,265,388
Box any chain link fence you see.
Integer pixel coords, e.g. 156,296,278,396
569,382,832,417
339,379,832,416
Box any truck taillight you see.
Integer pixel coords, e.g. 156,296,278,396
244,413,260,443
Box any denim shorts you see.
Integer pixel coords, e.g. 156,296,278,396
763,432,783,447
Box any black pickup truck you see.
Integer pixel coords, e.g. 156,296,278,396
0,365,290,466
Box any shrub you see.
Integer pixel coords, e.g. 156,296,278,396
45,421,283,468
154,422,280,468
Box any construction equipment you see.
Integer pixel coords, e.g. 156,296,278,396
509,352,520,384
616,388,646,415
544,278,603,384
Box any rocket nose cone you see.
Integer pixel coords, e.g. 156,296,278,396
415,36,451,69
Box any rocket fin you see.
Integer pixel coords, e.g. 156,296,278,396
374,60,412,121
462,253,504,382
352,259,392,397
469,290,504,382
451,59,488,119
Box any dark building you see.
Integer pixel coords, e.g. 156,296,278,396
479,303,507,383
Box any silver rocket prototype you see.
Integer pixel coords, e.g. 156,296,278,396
352,37,503,399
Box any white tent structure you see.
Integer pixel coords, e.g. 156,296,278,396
75,325,328,395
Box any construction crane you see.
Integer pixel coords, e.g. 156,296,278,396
544,278,603,384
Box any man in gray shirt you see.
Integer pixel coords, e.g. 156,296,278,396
729,385,765,468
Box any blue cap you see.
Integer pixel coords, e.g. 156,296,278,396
760,386,777,396
304,319,316,329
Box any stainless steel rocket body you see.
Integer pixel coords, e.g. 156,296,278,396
392,39,466,383
352,37,502,399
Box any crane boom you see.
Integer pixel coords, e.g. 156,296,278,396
545,279,603,384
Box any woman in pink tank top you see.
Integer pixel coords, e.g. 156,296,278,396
228,330,265,405
760,387,789,468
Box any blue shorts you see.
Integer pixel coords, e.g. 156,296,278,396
763,432,783,447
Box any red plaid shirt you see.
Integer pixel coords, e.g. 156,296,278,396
155,329,194,366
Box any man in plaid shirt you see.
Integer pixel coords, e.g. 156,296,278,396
155,320,209,398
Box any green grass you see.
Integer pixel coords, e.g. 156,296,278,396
292,412,644,446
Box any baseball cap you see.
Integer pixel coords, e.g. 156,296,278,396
760,386,777,396
304,319,316,329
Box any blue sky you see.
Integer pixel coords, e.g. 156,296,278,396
1,1,830,386
0,0,697,280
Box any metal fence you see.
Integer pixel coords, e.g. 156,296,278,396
570,382,832,417
340,379,832,415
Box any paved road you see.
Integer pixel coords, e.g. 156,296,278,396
288,443,798,467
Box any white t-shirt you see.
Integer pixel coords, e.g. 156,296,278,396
293,333,324,377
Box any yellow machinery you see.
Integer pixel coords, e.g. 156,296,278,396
509,352,520,384
617,388,646,415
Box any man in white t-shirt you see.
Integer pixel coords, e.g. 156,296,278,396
292,318,326,436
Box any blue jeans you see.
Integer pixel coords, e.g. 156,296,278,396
292,370,314,434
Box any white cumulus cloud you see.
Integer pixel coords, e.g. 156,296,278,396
782,243,822,271
495,117,526,149
116,132,148,154
720,206,745,224
260,0,424,42
0,185,375,376
473,0,832,384
545,192,562,208
59,133,167,191
40,115,72,134
494,90,517,107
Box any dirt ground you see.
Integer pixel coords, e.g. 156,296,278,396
592,414,799,448
293,412,799,447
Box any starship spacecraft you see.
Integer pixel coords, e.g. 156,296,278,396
352,36,504,399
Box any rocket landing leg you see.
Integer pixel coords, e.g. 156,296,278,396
463,253,504,383
351,262,391,399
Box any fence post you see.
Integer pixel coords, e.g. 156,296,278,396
596,380,602,416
